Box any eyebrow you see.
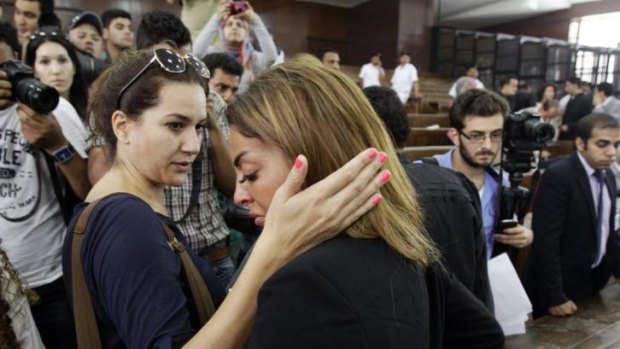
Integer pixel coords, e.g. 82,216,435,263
166,114,208,124
233,150,249,168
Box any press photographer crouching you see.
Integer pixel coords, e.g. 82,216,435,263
0,32,90,348
431,89,534,259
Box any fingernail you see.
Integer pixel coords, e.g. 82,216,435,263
371,194,383,206
380,170,391,183
378,152,388,164
294,156,303,169
368,148,378,159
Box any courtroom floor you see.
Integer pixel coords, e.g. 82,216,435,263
506,281,620,348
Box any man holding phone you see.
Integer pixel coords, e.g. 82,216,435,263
431,89,533,258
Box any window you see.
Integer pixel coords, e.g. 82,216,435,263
569,12,620,48
569,12,620,84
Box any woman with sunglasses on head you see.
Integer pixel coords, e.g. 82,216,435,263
62,48,389,348
226,62,504,348
193,0,277,92
24,27,89,123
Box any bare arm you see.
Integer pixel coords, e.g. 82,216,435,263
17,105,91,199
208,123,235,198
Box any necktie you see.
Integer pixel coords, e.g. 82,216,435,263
594,169,606,266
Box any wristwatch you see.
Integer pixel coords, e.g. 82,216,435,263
50,143,76,164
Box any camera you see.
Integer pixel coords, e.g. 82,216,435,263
502,111,555,174
229,0,248,15
497,111,555,236
0,60,59,114
504,111,556,152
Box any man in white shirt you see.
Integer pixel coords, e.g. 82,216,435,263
448,66,485,98
359,53,385,88
593,82,620,120
390,52,420,104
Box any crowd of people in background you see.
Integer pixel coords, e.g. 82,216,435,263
1,0,620,348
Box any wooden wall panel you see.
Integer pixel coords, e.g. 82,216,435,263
398,0,434,71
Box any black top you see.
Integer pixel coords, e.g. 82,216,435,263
402,155,493,310
63,194,225,349
560,93,593,140
249,234,504,349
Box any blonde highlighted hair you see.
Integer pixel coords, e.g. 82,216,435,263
227,62,439,266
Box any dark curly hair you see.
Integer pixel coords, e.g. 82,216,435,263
136,10,191,50
363,86,410,148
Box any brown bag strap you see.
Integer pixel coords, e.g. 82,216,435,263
71,197,216,349
72,199,104,349
163,224,216,325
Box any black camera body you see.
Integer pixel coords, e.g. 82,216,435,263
504,111,556,152
502,111,555,174
497,111,555,235
0,60,59,114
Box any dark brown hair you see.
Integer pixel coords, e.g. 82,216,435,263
449,89,509,131
88,49,208,159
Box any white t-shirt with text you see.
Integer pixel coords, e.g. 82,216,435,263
0,98,88,288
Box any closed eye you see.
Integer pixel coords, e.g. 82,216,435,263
239,172,257,184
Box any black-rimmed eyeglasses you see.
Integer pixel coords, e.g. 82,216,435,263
459,130,504,144
115,48,210,110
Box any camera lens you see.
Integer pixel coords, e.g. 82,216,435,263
14,78,59,114
531,122,555,144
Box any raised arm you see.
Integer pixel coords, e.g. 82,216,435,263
17,104,91,199
193,0,230,58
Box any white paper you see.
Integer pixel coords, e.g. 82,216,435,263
488,253,532,336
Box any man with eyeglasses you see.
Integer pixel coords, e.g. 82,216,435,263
524,113,620,318
431,89,533,259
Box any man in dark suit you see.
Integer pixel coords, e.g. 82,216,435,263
525,113,620,317
559,77,593,140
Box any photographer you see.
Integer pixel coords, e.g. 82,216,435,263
431,89,533,259
193,0,277,92
0,36,89,348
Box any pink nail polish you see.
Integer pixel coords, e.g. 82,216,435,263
380,170,391,183
294,157,304,169
368,149,378,159
378,152,388,164
371,194,383,206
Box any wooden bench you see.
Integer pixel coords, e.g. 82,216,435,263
406,128,450,147
542,141,574,159
400,146,453,161
407,114,449,128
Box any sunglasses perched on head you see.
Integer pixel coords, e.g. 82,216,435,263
115,48,210,110
29,29,62,42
